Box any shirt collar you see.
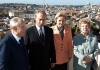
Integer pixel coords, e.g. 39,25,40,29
11,32,21,43
36,25,44,30
35,25,44,34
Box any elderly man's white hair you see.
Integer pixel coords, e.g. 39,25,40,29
10,17,22,28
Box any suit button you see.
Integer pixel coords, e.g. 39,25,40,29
61,47,63,48
61,44,63,45
61,49,62,51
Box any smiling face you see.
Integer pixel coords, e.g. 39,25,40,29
79,18,91,36
80,22,90,35
56,16,66,28
54,11,67,29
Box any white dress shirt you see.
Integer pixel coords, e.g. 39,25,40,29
35,25,45,36
11,32,21,44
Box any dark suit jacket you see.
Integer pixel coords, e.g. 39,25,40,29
24,25,56,70
0,33,29,70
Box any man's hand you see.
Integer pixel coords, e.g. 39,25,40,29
51,63,55,68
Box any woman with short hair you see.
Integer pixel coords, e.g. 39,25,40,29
73,18,98,70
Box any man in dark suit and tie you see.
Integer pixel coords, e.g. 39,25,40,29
0,17,29,70
24,10,56,70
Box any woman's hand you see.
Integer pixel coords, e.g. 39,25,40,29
82,57,92,64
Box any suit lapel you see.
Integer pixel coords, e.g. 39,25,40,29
79,34,92,53
78,34,86,48
9,33,27,56
33,25,42,43
44,26,47,44
21,38,28,60
54,25,69,43
54,25,63,41
62,26,68,42
79,34,85,42
86,34,92,49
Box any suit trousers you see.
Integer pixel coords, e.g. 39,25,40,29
51,62,67,70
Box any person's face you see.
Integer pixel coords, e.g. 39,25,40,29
56,16,66,28
80,23,90,35
35,13,46,27
16,20,26,37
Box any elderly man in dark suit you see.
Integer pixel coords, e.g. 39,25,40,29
24,10,56,70
0,17,29,70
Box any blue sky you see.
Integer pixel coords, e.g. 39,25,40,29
0,0,100,5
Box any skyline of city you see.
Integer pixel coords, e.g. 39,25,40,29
0,0,100,5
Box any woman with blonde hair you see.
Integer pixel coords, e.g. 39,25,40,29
51,11,73,70
73,18,98,70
